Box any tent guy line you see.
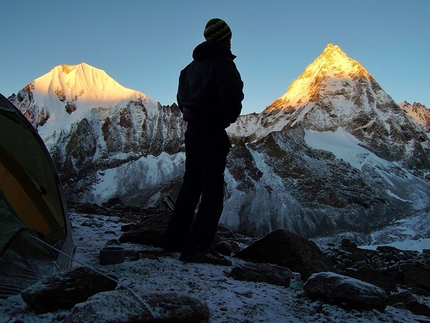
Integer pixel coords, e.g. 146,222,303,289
29,233,156,320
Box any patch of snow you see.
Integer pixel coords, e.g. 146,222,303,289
385,189,411,202
1,213,429,322
92,152,185,205
304,128,390,170
361,238,430,253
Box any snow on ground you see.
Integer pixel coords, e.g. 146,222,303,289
1,212,429,323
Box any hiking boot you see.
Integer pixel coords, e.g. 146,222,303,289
181,249,232,266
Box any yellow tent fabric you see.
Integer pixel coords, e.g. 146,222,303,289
0,93,74,297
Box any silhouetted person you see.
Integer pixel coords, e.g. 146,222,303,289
165,18,244,266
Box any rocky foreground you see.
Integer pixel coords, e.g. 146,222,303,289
16,202,430,322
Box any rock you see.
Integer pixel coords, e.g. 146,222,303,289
229,263,292,287
389,291,430,317
21,267,117,314
142,291,210,323
119,212,227,251
303,272,388,312
64,289,210,323
400,261,430,290
121,223,134,232
215,241,233,256
322,242,430,296
235,229,333,279
64,289,150,323
345,264,397,294
119,212,170,248
69,201,148,218
341,238,357,248
75,202,105,215
102,196,124,208
216,226,235,240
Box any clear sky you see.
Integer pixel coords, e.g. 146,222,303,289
1,0,429,115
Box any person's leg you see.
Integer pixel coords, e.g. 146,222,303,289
180,149,227,259
165,154,202,252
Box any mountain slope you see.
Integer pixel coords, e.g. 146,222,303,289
9,49,430,245
400,101,430,133
12,63,156,135
224,44,430,241
9,63,187,205
268,44,428,169
230,44,430,175
268,43,372,111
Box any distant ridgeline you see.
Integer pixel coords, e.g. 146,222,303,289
8,44,430,245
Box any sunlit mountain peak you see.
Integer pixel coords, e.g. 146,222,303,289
267,44,372,111
16,62,159,138
33,62,145,104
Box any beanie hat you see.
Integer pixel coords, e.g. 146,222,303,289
204,18,232,42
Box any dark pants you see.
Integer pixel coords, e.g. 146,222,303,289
165,124,230,259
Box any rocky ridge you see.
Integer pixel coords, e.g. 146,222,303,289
17,208,430,321
7,45,430,245
400,101,430,133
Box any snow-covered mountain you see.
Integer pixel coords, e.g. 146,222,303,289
224,44,430,243
14,63,147,131
399,101,430,133
8,46,430,246
10,63,187,206
230,44,429,172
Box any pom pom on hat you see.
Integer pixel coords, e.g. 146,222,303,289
204,18,232,42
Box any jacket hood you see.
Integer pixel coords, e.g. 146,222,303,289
192,41,236,61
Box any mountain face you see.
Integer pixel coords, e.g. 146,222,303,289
9,47,430,245
9,63,187,205
230,44,429,175
399,101,430,133
224,45,430,242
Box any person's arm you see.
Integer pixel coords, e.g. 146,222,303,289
215,60,244,125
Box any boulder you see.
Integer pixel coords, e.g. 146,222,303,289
303,272,388,312
229,263,292,287
119,212,170,248
119,212,228,251
214,241,233,256
400,261,430,290
74,202,106,214
141,291,209,323
389,291,430,317
235,229,333,279
322,241,430,295
344,264,396,294
64,289,210,323
21,266,117,313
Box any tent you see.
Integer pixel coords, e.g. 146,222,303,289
0,93,74,298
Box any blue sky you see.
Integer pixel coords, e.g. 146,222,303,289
1,0,429,115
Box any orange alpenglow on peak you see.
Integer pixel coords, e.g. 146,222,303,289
267,44,372,111
32,63,145,104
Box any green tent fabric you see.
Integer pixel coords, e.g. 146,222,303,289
0,93,74,298
0,193,26,254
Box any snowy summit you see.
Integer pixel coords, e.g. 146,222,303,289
34,63,141,104
18,63,159,138
2,42,430,322
8,43,430,246
268,43,372,110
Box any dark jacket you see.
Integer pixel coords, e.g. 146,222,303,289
177,41,244,128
